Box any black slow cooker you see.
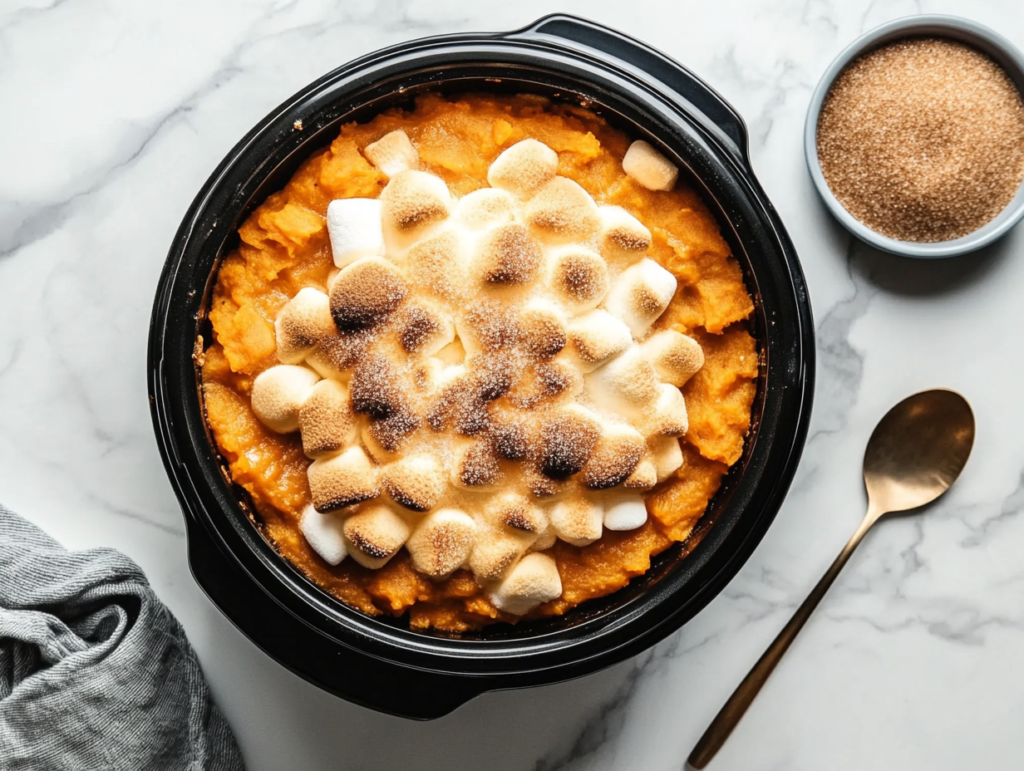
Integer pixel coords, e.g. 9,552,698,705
148,14,814,719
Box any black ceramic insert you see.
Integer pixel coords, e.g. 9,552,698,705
148,14,814,719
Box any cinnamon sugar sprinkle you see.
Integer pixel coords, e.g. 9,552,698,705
817,37,1024,242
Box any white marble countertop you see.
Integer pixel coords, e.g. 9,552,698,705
3,0,1023,768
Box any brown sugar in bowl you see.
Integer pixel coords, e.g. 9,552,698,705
805,15,1024,258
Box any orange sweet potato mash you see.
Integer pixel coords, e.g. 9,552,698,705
202,93,757,632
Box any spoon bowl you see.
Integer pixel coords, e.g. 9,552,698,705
864,389,976,517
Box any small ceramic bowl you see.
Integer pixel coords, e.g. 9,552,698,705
805,15,1024,258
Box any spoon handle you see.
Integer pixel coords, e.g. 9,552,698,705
687,514,874,769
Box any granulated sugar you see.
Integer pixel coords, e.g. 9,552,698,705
817,37,1024,242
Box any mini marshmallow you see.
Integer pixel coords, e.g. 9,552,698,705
383,453,446,512
640,330,704,386
489,552,562,615
471,223,542,285
640,383,689,438
602,258,678,338
506,358,583,410
598,206,652,264
485,492,549,535
299,379,356,458
405,509,477,579
305,331,370,381
399,304,456,357
547,246,609,314
623,458,658,491
380,170,452,253
622,140,678,192
550,495,603,546
524,177,601,244
565,310,633,372
518,298,567,359
451,438,502,490
329,256,408,331
275,288,336,364
602,493,648,531
360,411,420,461
530,527,558,552
308,446,379,512
487,139,559,199
299,504,348,565
649,435,684,482
582,423,646,490
326,198,385,269
585,345,659,419
364,129,419,178
538,403,602,480
251,364,320,434
342,504,410,569
469,530,532,582
456,188,516,229
403,229,468,303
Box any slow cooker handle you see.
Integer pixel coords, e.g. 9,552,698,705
504,14,751,167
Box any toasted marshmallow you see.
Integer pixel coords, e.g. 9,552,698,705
485,492,549,535
585,345,659,419
622,140,678,192
487,139,559,199
299,379,355,458
399,304,455,357
251,364,320,434
550,496,604,546
364,129,419,178
329,256,408,331
406,509,477,578
602,258,677,338
598,205,652,264
380,170,452,253
623,458,658,491
547,246,609,314
524,177,600,244
326,198,386,269
538,404,602,480
640,330,704,386
518,298,567,359
469,530,531,581
342,504,410,569
299,504,348,565
305,331,372,381
602,493,648,531
506,359,583,410
275,288,336,364
565,310,632,372
582,423,646,490
361,411,420,461
308,446,379,512
531,526,558,552
403,229,468,303
451,438,502,490
641,383,689,438
471,223,542,285
490,552,562,615
649,435,684,482
456,188,516,229
383,453,446,512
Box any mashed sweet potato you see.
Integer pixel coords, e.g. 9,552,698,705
202,93,756,632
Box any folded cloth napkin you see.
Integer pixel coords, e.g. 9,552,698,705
0,504,243,770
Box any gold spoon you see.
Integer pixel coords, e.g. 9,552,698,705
688,388,975,769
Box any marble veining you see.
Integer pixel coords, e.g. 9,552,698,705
3,0,1024,768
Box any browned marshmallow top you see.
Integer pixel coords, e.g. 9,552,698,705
254,137,703,613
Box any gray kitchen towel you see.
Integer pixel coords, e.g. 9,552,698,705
0,504,244,770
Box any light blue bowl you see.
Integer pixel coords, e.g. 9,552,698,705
805,15,1024,258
